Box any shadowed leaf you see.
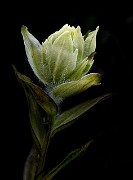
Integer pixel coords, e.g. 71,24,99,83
12,65,58,116
12,65,55,150
51,93,111,137
52,73,101,100
38,140,93,180
24,87,47,151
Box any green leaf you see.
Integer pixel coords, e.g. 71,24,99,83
13,66,47,150
12,65,58,116
25,87,47,151
39,140,93,180
51,93,111,137
51,73,101,100
12,65,56,151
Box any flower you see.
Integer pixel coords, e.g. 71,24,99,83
21,24,101,101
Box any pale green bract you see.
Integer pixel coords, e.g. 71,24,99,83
21,24,101,101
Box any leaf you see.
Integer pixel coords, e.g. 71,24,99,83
12,65,58,116
40,140,93,180
25,86,47,151
51,73,101,100
51,93,111,137
12,65,52,150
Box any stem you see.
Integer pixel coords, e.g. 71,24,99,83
23,145,39,180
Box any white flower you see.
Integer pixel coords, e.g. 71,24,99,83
21,24,101,101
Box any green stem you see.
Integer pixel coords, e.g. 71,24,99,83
23,145,39,180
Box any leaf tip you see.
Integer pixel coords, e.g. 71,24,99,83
21,25,28,33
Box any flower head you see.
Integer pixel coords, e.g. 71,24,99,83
21,24,101,101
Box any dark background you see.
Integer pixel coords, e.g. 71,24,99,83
1,2,133,180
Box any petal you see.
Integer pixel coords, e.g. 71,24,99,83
81,52,95,75
68,57,89,81
21,25,49,85
68,52,95,81
51,31,78,83
47,24,71,43
83,26,99,58
42,38,55,85
51,73,101,100
72,26,84,61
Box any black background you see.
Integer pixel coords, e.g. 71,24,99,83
1,2,133,180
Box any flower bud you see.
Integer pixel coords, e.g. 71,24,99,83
21,24,100,101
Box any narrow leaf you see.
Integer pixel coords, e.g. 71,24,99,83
13,65,58,116
51,93,111,137
12,65,49,150
25,87,47,150
39,140,93,180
